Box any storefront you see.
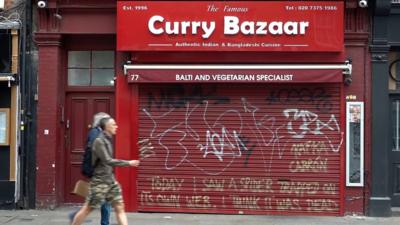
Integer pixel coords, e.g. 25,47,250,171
115,1,362,216
369,0,400,217
0,22,19,209
35,0,371,216
134,82,344,215
0,0,36,210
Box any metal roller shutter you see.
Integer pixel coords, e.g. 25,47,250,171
138,83,343,215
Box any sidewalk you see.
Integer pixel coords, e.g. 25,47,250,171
0,206,399,225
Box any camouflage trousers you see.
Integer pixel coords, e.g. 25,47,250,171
86,178,123,209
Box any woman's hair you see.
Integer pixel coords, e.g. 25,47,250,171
92,112,110,127
99,117,113,131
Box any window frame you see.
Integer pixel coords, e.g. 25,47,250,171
0,30,12,74
391,97,400,151
346,101,364,187
67,50,115,87
0,108,10,146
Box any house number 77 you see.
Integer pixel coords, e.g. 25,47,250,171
130,74,139,81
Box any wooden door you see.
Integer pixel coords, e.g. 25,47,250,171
64,92,114,202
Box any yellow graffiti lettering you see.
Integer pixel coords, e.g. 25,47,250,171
322,183,338,195
140,191,154,206
289,156,328,173
239,177,274,193
186,195,212,208
202,178,225,192
278,181,319,196
264,178,274,193
240,177,262,192
291,141,327,158
264,197,273,210
228,178,237,190
306,199,338,211
156,194,181,207
150,176,184,191
276,198,301,211
232,195,261,210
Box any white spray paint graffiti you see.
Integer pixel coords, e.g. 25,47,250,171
142,97,343,175
199,127,247,161
283,109,343,152
143,101,242,175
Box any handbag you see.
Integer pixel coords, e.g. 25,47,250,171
71,179,89,198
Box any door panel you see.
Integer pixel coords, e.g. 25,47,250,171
390,98,400,206
93,98,112,115
390,154,400,206
65,92,114,203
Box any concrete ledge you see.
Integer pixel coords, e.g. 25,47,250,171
369,197,392,217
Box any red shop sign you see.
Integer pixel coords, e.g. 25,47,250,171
125,68,343,83
117,1,344,52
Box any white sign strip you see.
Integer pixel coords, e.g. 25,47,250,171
124,62,352,75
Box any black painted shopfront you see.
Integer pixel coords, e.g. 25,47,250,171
370,0,400,217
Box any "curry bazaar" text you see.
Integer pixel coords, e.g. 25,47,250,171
148,15,310,39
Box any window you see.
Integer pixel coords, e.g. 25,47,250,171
346,102,364,187
393,100,400,151
0,30,11,73
67,51,114,86
0,108,10,146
